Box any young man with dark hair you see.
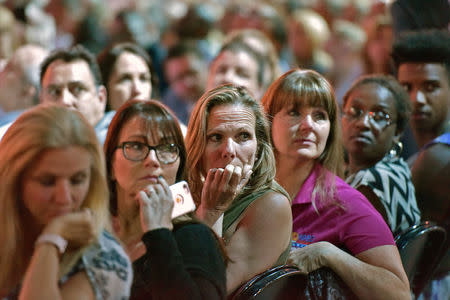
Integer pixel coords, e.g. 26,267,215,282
392,29,450,228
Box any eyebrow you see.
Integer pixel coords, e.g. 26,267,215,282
123,134,147,140
45,80,88,88
68,80,90,88
31,168,88,178
350,99,391,110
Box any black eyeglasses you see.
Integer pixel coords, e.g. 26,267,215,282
343,107,395,129
116,142,179,164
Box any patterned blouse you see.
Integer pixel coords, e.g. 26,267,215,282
346,154,421,234
4,230,133,300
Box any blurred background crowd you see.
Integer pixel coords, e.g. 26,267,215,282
0,0,449,299
0,0,440,104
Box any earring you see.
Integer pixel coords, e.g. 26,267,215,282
389,141,403,158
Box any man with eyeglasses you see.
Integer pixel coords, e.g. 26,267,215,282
392,30,450,232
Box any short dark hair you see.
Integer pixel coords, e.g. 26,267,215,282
97,42,158,93
165,41,204,62
392,29,450,80
343,74,412,134
40,44,103,87
215,40,265,87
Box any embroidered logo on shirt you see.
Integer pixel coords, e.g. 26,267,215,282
291,232,315,248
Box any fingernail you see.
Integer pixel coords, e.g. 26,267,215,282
225,164,234,172
235,166,242,175
158,175,163,179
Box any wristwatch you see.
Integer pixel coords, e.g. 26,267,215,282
35,233,68,254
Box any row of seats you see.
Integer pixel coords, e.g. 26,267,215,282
231,221,448,299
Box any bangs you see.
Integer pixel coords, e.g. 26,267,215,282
271,73,336,119
138,110,182,146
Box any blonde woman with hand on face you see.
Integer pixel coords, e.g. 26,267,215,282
262,69,410,300
0,106,132,300
185,85,292,294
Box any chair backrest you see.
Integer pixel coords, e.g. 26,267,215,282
230,265,357,300
395,221,447,296
230,265,307,300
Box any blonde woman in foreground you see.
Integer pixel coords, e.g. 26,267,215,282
0,106,132,299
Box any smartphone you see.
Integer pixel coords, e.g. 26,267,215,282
170,181,196,219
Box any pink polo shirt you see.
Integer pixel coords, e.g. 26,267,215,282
291,164,394,255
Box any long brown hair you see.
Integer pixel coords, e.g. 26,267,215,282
104,99,187,216
262,69,344,209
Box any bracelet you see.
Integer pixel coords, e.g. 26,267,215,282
35,233,68,255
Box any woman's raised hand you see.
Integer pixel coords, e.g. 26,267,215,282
201,163,253,212
43,209,96,249
137,176,174,232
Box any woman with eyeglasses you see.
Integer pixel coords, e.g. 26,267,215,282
342,74,420,235
261,69,410,300
104,100,227,299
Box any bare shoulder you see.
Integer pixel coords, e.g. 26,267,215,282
412,143,450,185
412,143,450,222
414,143,450,170
244,191,292,222
255,190,290,211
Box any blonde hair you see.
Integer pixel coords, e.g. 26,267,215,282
185,84,286,206
291,9,330,51
261,69,344,209
0,5,18,59
0,105,109,293
224,28,281,89
290,9,334,73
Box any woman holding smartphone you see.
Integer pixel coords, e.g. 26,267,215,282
104,99,227,299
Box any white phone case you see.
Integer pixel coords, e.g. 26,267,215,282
170,181,196,219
